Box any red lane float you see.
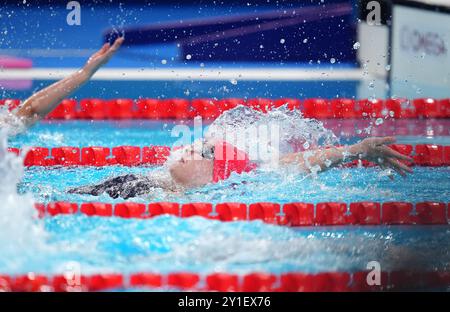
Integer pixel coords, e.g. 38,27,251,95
248,202,281,224
191,99,221,119
282,203,315,226
181,203,213,218
79,99,107,120
114,202,146,218
35,201,450,226
348,202,381,225
414,144,444,166
215,202,247,221
52,147,80,166
315,202,348,225
1,270,448,292
331,98,357,118
357,98,384,118
142,146,171,165
47,99,77,119
105,99,134,119
217,98,243,111
1,97,446,120
385,98,416,118
0,98,21,110
81,147,111,166
160,99,190,119
129,273,163,288
274,98,301,110
112,146,141,166
135,98,160,119
148,202,180,217
303,98,332,118
247,98,274,113
206,273,239,292
16,145,171,167
80,202,113,217
11,144,450,167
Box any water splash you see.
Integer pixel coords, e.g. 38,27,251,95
205,105,339,165
0,125,48,272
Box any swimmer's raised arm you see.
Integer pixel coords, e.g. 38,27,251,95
280,136,413,179
14,37,124,128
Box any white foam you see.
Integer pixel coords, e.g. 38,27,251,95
0,116,48,271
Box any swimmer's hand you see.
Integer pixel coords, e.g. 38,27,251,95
83,37,124,76
350,136,414,178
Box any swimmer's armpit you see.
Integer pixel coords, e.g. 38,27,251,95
13,37,124,129
280,136,414,179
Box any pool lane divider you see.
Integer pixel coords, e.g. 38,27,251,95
35,201,450,226
0,270,449,292
8,144,450,167
1,97,450,120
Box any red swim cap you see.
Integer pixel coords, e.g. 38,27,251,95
212,140,257,183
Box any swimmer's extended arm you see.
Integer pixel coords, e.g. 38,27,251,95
14,37,124,128
280,137,413,178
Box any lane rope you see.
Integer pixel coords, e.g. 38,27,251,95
0,270,448,292
9,144,450,167
35,201,450,226
1,97,450,120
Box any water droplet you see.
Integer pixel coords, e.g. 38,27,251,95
229,79,238,85
353,42,360,50
303,38,308,43
185,54,192,60
368,81,375,89
330,58,336,64
280,38,285,44
385,64,391,71
161,59,167,65
375,118,384,126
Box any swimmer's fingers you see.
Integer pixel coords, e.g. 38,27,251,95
108,37,124,53
93,38,122,56
373,136,396,146
385,157,412,177
84,38,123,74
90,43,110,59
97,37,123,60
379,145,414,162
388,157,413,173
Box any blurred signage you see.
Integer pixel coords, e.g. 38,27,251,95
391,3,450,97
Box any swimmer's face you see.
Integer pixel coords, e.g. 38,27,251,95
168,142,214,188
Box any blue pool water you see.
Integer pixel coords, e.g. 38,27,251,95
0,0,448,292
10,119,450,205
2,119,449,290
19,166,450,204
3,216,448,276
8,119,450,148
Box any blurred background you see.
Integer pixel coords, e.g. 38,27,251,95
0,0,449,100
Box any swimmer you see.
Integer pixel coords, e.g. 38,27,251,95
69,135,413,199
0,37,124,133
